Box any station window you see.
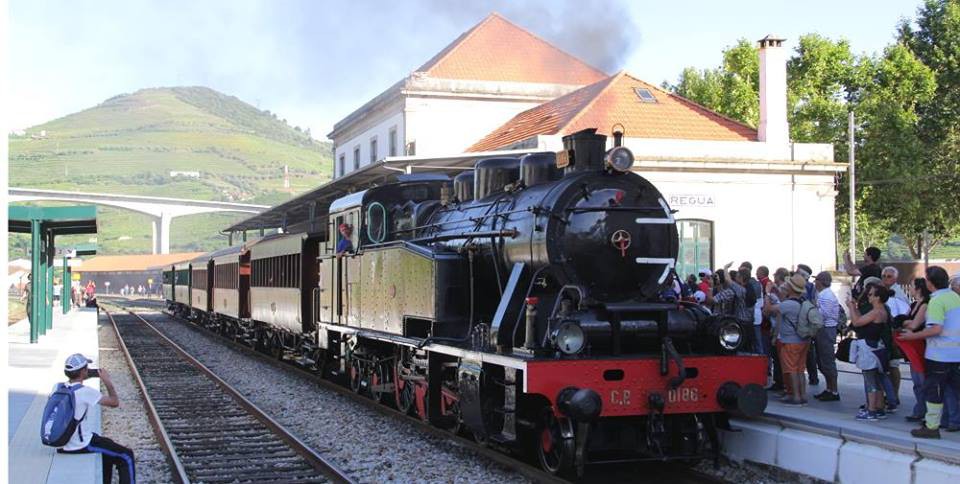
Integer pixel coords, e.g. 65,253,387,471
353,146,360,171
388,127,397,157
338,154,345,177
676,219,714,282
370,137,377,163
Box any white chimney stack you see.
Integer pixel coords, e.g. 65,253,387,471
757,35,789,144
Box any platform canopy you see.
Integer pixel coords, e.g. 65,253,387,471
9,205,99,236
224,149,533,237
9,204,98,343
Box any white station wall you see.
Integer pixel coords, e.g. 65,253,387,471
335,111,404,177
403,96,542,157
642,170,838,276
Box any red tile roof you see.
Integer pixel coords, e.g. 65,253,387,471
468,72,758,152
416,13,607,85
76,253,204,272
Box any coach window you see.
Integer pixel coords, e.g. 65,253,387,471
676,219,714,281
293,256,300,288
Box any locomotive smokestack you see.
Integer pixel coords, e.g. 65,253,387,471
561,128,607,174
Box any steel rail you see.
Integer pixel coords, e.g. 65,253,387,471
111,298,724,484
104,304,356,484
105,307,191,484
122,302,568,484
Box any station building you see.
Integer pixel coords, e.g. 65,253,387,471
323,14,845,277
75,252,202,295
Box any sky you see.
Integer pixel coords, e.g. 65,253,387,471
8,0,923,138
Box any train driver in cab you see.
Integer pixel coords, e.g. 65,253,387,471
336,223,354,257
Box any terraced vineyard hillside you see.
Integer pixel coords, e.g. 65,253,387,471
9,87,332,255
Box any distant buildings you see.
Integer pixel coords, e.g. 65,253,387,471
75,252,203,295
170,171,201,178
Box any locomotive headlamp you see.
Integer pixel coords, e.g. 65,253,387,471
553,321,586,355
605,146,634,172
718,321,743,351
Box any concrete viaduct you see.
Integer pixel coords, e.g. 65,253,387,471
8,188,269,254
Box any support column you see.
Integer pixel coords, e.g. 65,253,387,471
155,211,173,254
37,229,48,336
29,220,41,343
46,231,54,331
63,256,71,315
151,218,159,255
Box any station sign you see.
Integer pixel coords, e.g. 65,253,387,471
667,193,716,208
56,248,77,258
67,259,83,268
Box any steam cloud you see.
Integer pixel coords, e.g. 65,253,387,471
424,0,640,73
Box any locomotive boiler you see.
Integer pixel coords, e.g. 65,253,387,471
166,128,768,477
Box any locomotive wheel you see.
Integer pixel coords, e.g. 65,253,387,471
270,334,285,361
439,386,462,435
349,358,364,394
371,358,390,404
395,365,416,415
536,409,575,476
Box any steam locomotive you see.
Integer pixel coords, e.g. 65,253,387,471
162,129,767,477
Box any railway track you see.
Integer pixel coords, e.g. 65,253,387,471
104,307,355,484
104,298,724,484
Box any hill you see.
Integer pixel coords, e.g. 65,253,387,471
9,87,332,255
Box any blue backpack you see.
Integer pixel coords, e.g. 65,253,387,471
40,383,87,447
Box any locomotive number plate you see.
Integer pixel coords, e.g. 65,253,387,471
610,389,631,406
668,388,700,403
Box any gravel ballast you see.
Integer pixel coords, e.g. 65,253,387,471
134,310,529,483
98,317,173,484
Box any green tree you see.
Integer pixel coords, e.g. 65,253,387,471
670,39,759,126
900,0,960,142
787,34,861,144
869,0,960,257
856,44,936,258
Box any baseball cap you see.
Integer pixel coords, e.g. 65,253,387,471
64,353,92,371
698,268,712,277
694,290,706,303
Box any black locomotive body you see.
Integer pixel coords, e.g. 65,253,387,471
165,129,767,477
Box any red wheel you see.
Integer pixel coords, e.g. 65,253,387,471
536,409,574,476
395,363,416,414
349,358,363,393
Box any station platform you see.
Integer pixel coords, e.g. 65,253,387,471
722,361,960,483
8,308,102,484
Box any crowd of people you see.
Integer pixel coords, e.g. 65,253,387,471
664,246,960,440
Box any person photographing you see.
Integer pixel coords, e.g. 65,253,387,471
49,353,136,483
